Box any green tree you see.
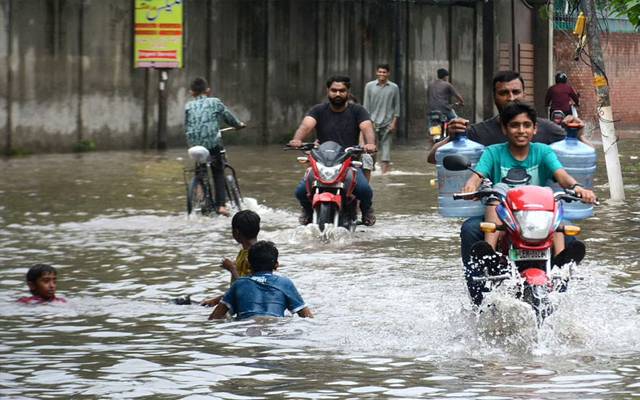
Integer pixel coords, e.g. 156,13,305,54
605,0,640,28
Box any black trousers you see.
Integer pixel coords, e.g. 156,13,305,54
195,147,225,208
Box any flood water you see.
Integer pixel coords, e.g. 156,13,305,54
1,140,639,399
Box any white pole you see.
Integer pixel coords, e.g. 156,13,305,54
598,105,625,202
583,0,626,202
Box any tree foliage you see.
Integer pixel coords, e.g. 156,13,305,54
559,0,640,29
604,0,640,28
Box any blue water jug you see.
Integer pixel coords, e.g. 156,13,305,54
548,126,597,220
435,133,485,217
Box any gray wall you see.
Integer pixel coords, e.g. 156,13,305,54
1,0,544,154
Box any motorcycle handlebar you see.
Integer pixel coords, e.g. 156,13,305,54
453,188,502,201
344,146,365,155
453,192,476,201
555,189,600,206
284,143,366,155
284,143,316,151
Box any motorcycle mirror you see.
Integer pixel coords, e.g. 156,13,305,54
442,155,470,171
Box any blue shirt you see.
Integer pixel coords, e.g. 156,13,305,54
184,95,242,149
221,272,307,320
475,142,564,186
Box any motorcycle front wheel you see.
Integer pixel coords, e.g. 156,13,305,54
522,284,554,326
317,203,336,232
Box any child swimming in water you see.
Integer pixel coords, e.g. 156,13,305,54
17,264,66,304
200,210,260,306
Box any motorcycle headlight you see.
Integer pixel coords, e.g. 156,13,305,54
317,163,342,181
515,211,554,241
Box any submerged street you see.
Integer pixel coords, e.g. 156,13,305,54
1,141,639,398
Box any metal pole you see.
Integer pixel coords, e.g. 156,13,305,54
583,0,625,202
157,68,169,150
4,0,13,155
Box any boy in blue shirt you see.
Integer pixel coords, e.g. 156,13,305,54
185,77,245,216
209,241,313,320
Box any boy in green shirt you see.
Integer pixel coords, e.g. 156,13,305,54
462,102,597,254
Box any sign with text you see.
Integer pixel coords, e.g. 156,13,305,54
134,0,183,68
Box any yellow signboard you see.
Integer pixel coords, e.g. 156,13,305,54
134,0,183,68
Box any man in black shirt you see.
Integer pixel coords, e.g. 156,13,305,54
289,76,377,226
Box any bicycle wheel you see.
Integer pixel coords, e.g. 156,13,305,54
187,177,213,215
225,173,243,211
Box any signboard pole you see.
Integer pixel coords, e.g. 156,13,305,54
134,0,183,151
157,69,169,150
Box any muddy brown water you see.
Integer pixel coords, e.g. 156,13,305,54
1,141,639,398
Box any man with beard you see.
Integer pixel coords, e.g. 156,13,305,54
289,76,377,226
426,70,588,306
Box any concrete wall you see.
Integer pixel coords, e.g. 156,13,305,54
1,0,545,154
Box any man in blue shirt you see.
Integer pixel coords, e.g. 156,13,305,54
461,102,597,305
185,77,245,216
209,241,313,320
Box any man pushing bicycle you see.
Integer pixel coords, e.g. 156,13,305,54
185,77,245,216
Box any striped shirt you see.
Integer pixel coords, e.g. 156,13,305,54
184,95,242,149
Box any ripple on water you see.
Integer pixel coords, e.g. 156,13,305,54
2,147,640,398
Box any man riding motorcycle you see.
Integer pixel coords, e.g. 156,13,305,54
289,76,378,226
461,102,597,305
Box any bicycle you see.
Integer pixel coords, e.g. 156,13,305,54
184,127,244,216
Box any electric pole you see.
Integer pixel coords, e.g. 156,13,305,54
582,0,625,202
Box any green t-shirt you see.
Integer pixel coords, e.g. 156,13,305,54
475,142,563,186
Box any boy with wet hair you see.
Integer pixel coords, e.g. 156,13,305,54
18,264,66,304
200,210,260,306
209,241,313,320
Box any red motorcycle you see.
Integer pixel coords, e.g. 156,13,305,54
444,155,590,324
288,141,364,233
